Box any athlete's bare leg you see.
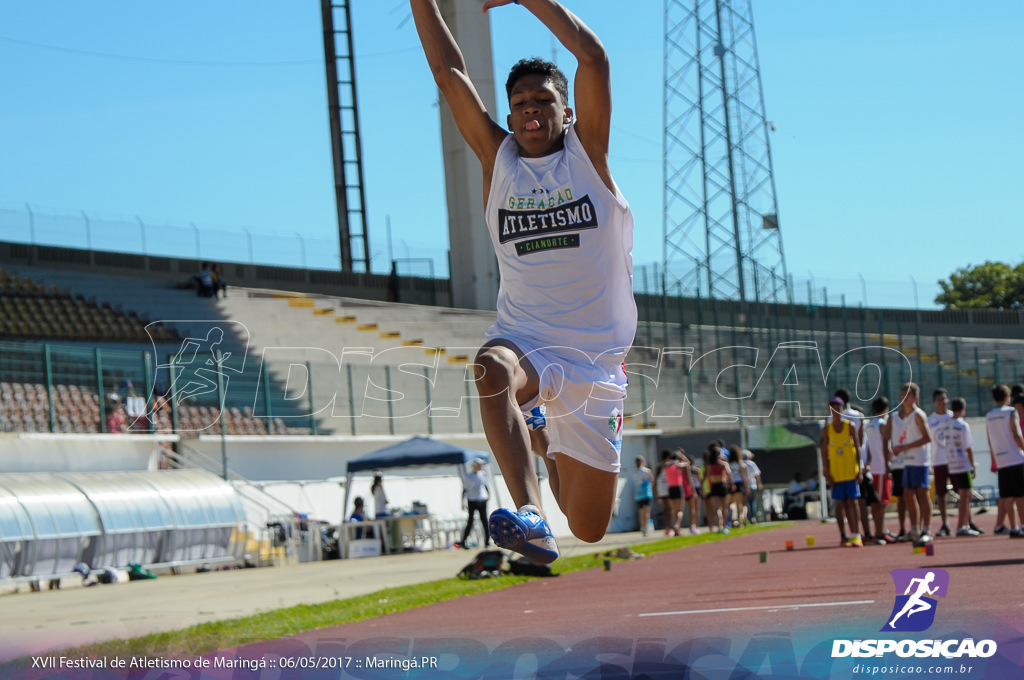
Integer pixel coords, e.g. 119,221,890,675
530,427,563,512
474,341,544,515
916,487,932,533
475,340,618,543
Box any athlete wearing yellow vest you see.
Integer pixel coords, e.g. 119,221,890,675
827,419,861,482
821,396,864,546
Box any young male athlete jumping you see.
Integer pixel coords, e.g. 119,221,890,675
412,0,637,563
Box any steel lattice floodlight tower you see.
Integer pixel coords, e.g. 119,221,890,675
663,0,789,303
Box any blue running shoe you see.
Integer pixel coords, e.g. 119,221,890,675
489,505,559,564
524,405,547,431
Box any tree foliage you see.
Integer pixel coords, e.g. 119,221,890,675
936,261,1024,309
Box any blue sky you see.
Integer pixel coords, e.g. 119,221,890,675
1,1,1021,309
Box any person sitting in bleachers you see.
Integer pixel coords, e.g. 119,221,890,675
210,263,228,298
105,394,128,433
195,263,215,297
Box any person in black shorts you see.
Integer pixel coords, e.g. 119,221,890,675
945,398,982,536
858,465,881,544
726,445,747,527
887,422,909,542
704,445,731,532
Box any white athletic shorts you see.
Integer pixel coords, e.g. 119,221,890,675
511,340,628,474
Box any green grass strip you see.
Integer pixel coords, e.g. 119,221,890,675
2,523,784,672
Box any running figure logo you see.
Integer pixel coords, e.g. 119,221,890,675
882,568,950,632
141,321,250,433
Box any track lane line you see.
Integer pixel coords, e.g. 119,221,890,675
638,599,876,618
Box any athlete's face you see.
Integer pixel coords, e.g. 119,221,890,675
507,74,573,158
933,393,949,411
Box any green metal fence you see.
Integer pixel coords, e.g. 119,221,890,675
3,323,1024,436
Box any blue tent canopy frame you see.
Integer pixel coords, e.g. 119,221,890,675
341,437,499,532
346,436,491,473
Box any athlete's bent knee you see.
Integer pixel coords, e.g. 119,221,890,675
473,349,515,396
568,518,608,544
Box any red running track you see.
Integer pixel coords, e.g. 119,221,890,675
228,514,1024,679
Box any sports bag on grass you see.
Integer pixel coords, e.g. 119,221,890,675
457,550,506,580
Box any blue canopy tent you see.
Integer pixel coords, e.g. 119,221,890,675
341,436,500,529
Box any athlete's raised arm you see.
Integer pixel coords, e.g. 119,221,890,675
411,0,507,175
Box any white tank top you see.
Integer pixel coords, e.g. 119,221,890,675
986,405,1024,469
944,418,974,475
891,406,930,467
927,411,952,465
484,124,638,362
864,416,886,471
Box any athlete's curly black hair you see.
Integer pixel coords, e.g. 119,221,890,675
505,57,569,106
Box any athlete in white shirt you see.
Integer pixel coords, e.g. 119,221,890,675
942,398,981,536
863,397,893,542
985,384,1024,538
927,388,953,536
413,0,637,564
882,382,933,544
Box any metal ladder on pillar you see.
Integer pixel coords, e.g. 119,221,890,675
321,0,370,273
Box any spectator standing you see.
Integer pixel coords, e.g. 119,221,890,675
663,450,685,535
461,459,491,548
726,445,747,528
632,455,654,536
704,445,731,533
741,450,763,524
653,450,671,532
684,455,702,534
371,473,390,518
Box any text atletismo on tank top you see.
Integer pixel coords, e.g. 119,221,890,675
827,419,860,482
484,124,638,361
891,406,930,467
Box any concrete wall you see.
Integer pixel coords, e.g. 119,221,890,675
0,433,166,472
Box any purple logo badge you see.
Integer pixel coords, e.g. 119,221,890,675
881,568,950,632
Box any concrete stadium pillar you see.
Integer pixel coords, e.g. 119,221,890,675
438,0,499,311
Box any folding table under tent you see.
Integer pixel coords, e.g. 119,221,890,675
340,436,500,555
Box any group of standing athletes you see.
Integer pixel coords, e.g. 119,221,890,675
821,381,1024,547
632,444,763,537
